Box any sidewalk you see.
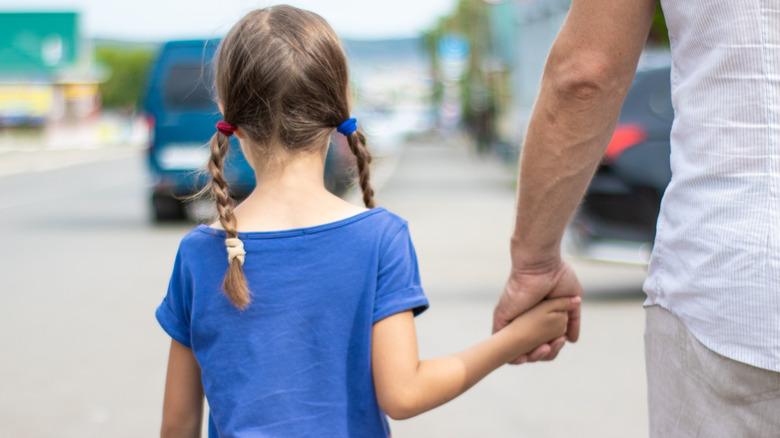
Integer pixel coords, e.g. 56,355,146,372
0,114,146,177
377,137,520,298
373,138,648,437
0,146,142,177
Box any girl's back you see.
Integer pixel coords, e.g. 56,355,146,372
158,208,427,436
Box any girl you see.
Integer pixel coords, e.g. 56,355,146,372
156,6,579,437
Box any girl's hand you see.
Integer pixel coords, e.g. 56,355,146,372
494,260,583,364
504,296,581,356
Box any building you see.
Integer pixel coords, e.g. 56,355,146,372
0,12,105,127
487,0,570,146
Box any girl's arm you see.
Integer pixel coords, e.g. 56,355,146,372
161,340,204,438
371,296,580,420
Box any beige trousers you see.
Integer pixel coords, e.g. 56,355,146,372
644,305,780,438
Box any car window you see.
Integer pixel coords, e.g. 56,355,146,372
164,64,214,110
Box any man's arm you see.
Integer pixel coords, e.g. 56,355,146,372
493,0,659,361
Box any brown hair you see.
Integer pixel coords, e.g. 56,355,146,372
208,6,374,309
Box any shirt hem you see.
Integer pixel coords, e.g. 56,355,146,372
373,291,429,323
156,301,192,349
643,304,780,373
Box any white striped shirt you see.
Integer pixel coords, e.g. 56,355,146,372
644,0,780,371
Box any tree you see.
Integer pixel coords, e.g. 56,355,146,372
95,46,155,110
649,4,670,47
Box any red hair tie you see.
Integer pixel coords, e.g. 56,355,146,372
216,121,237,137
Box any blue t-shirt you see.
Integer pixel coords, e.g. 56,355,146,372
156,208,429,437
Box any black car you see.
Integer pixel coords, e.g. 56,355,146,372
566,65,673,265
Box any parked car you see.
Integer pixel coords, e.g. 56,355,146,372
144,40,353,221
566,65,673,265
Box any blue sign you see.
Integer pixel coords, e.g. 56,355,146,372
437,35,470,61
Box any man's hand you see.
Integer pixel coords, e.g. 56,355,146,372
493,260,582,364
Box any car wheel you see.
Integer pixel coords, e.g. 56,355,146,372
152,193,186,222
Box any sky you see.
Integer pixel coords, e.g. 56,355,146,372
3,0,458,41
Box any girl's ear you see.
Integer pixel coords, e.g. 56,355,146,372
234,127,246,140
218,102,225,115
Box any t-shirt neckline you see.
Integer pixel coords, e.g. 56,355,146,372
195,207,386,239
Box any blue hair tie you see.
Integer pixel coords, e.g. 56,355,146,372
336,118,357,136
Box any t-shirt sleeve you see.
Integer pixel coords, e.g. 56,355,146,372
373,223,429,323
155,246,193,348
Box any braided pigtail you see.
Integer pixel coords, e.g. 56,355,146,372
345,130,375,208
208,131,251,309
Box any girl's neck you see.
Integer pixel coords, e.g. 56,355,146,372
252,146,327,194
227,145,366,232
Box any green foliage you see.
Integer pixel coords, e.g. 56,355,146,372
649,4,670,47
95,46,155,110
424,0,492,114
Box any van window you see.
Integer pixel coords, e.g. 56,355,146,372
164,64,214,110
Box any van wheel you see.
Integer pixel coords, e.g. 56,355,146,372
152,194,186,222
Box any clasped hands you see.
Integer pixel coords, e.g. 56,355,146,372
492,259,583,364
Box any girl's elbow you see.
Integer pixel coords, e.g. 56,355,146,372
381,402,418,421
377,389,424,420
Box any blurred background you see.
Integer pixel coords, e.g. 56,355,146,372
0,0,673,436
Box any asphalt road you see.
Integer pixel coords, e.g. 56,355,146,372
0,140,649,437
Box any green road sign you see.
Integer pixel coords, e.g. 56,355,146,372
0,12,78,75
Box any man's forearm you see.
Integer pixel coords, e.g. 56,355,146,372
511,60,627,269
511,0,658,270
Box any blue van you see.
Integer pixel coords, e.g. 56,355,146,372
144,40,255,220
144,39,354,221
